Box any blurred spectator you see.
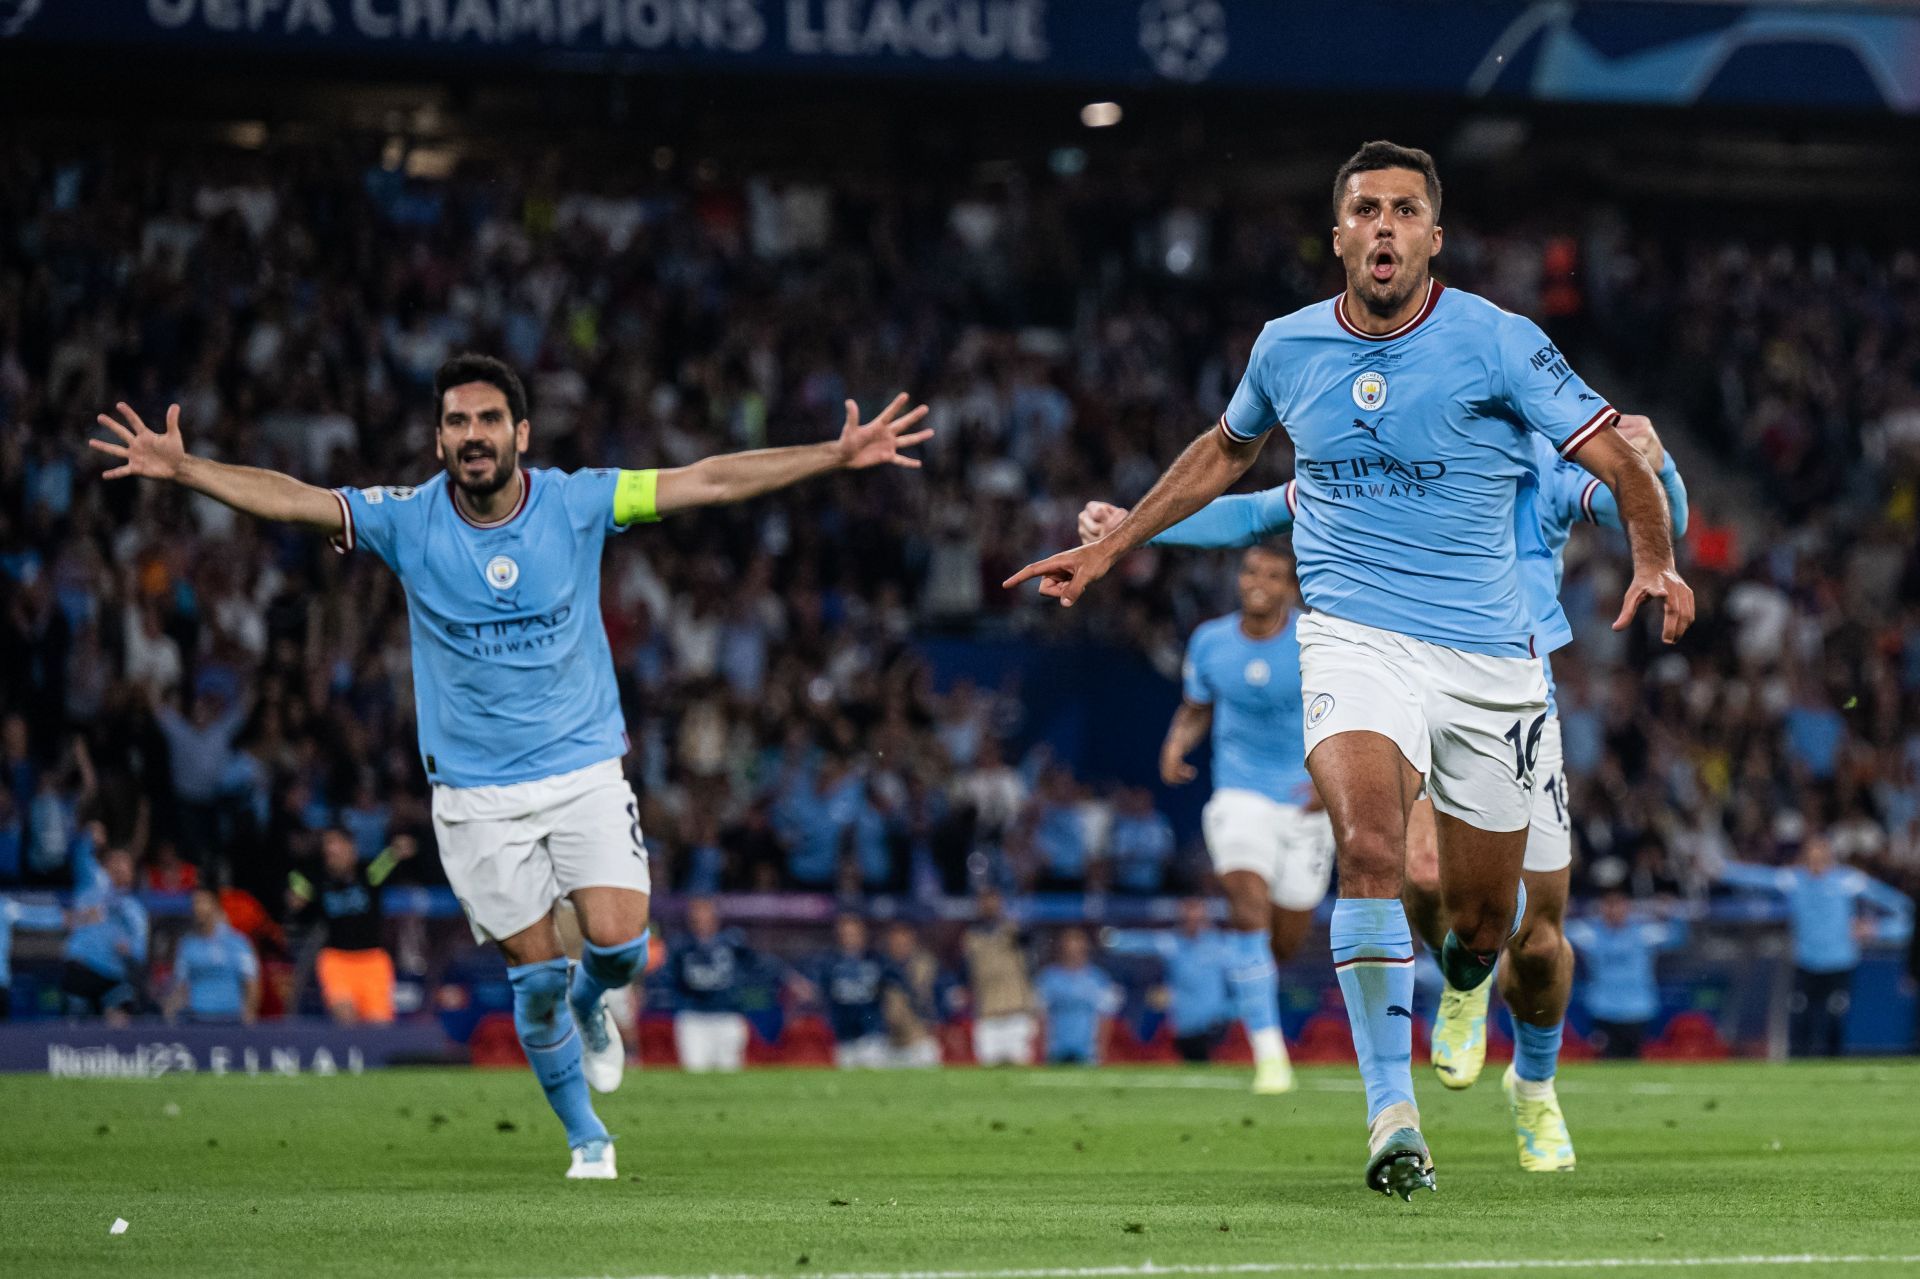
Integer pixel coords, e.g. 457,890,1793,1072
878,920,949,1068
1,896,66,1019
801,914,892,1069
144,842,199,894
288,830,410,1024
962,889,1036,1066
1564,888,1689,1059
60,847,147,1022
1033,929,1122,1065
1105,899,1233,1062
1719,835,1914,1057
668,898,753,1073
1107,788,1177,895
163,885,260,1024
1025,767,1095,891
152,687,251,865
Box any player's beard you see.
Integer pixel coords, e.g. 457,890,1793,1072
446,442,517,498
1349,251,1426,317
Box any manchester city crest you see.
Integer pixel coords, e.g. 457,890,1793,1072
1244,658,1271,687
1306,693,1336,728
1351,370,1389,411
484,555,520,590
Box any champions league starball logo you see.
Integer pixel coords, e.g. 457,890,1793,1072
1138,0,1228,84
0,0,43,38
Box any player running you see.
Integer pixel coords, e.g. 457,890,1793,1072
1008,141,1692,1198
1079,414,1691,1171
91,354,929,1179
1092,527,1328,1095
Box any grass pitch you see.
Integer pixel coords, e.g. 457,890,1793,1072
1,1060,1916,1278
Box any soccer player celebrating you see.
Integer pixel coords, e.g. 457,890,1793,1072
91,354,930,1179
1079,414,1691,1170
1118,533,1328,1095
1010,141,1692,1198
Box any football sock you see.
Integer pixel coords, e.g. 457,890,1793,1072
509,958,608,1149
1224,929,1284,1063
570,932,649,1023
1330,898,1416,1123
1438,880,1528,991
1513,1018,1564,1084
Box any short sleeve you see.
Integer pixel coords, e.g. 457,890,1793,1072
1219,325,1284,443
549,467,624,537
333,483,425,566
1181,631,1214,706
1496,312,1616,460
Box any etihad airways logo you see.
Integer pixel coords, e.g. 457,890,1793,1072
445,605,571,657
1300,454,1446,501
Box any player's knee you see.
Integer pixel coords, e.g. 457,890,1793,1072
1333,828,1401,894
1507,916,1564,969
1450,897,1511,953
509,959,571,1033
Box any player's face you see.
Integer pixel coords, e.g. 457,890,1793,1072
1332,168,1442,316
436,381,529,497
1238,549,1297,618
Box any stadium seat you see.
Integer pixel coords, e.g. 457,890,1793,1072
466,1012,526,1068
637,1014,679,1067
1292,1012,1356,1064
1643,1011,1730,1061
940,1019,976,1066
1210,1021,1251,1064
774,1015,836,1066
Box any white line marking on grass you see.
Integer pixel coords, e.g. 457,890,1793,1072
1021,1076,1365,1093
586,1254,1920,1279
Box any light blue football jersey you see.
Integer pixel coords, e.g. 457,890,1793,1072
1220,283,1616,657
1181,611,1313,806
333,468,631,789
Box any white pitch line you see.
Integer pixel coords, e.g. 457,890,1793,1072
581,1255,1920,1279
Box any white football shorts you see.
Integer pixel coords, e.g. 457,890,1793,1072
431,757,652,944
1297,612,1549,833
1523,713,1572,873
1201,788,1335,911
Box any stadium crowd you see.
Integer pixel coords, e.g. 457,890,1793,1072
1,135,1917,1042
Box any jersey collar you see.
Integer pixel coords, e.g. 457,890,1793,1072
1334,279,1444,341
451,469,532,530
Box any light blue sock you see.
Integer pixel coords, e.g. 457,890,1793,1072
509,959,608,1149
1330,898,1416,1123
570,932,649,1023
1224,929,1280,1037
1513,1018,1564,1083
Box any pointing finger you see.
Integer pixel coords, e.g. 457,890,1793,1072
1612,584,1647,632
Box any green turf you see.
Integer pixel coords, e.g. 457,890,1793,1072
2,1060,1917,1278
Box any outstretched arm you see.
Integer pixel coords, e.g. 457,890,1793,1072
1079,484,1294,550
650,394,930,517
1859,877,1914,946
1007,424,1267,606
1571,424,1694,643
92,403,344,534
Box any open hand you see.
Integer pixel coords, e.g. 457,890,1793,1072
1077,501,1128,546
838,393,933,470
1003,543,1117,608
92,402,188,481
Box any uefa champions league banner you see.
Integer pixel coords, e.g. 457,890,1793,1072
0,1020,461,1077
2,0,1919,112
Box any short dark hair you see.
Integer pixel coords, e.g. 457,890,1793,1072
434,353,528,424
1331,140,1442,224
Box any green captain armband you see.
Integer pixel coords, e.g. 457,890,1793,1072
613,468,661,525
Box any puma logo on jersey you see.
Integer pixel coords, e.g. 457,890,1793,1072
1352,417,1381,442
